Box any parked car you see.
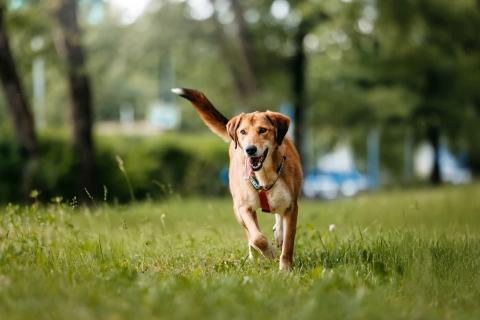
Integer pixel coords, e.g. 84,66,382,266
414,143,472,184
303,169,368,199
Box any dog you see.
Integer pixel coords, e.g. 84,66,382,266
172,88,303,270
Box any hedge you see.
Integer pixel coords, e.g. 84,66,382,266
0,132,229,203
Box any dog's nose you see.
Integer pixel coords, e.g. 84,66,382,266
245,145,257,156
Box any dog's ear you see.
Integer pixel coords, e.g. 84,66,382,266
266,111,290,145
226,113,244,149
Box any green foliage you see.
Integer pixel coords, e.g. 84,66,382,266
0,132,229,203
1,0,479,181
302,0,480,174
0,185,480,319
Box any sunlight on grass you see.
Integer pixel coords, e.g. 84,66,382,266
0,185,479,319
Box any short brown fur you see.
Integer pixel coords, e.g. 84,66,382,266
173,88,303,270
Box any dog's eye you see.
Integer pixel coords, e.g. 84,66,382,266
258,128,267,134
240,129,247,135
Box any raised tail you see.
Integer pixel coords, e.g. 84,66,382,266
171,88,230,142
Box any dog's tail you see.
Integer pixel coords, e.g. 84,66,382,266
171,88,230,142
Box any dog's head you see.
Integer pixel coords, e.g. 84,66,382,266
226,111,290,171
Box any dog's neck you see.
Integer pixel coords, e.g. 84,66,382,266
253,147,284,188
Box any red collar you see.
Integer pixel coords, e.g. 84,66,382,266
248,156,286,213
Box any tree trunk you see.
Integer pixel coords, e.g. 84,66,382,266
53,0,97,200
427,125,442,184
289,11,329,171
0,5,38,198
211,9,251,106
291,22,307,170
230,0,257,95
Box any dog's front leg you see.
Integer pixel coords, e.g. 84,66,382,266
280,203,298,271
237,206,276,259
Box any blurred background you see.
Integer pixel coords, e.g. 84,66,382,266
0,0,479,203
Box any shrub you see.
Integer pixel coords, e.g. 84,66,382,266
0,132,229,203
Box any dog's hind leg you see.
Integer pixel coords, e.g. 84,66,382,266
273,214,283,248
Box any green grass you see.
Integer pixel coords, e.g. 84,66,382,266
1,185,480,319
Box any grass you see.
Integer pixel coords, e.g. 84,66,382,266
1,184,480,319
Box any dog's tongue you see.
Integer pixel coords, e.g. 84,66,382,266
244,157,252,179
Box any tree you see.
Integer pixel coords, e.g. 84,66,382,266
0,3,38,197
211,11,254,106
290,6,329,170
52,0,97,199
208,0,259,107
290,20,307,169
373,0,480,183
304,0,480,183
230,0,258,94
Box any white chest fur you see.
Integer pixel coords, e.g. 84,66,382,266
265,180,292,214
243,179,292,215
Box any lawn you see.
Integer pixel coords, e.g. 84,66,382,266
1,184,480,319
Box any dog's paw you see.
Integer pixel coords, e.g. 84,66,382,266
263,244,277,259
250,235,276,259
279,255,292,271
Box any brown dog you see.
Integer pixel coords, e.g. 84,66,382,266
172,88,303,270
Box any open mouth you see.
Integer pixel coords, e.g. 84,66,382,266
248,148,268,171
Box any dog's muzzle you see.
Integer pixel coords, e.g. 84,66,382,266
247,148,268,171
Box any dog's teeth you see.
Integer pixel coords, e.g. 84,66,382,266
171,88,184,95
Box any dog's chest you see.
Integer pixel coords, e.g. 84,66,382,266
246,180,292,214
